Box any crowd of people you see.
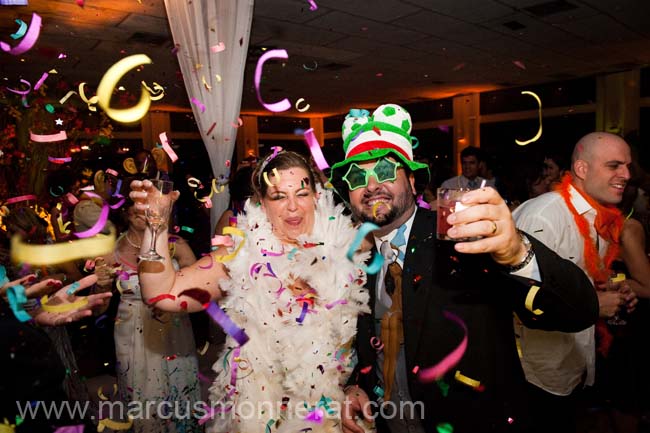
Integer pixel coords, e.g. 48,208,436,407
1,103,649,433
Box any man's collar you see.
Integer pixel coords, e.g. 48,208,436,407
568,184,593,215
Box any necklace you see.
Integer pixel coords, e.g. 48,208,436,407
124,232,142,249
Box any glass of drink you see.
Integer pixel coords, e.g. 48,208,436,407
607,273,628,326
139,180,174,262
436,188,479,241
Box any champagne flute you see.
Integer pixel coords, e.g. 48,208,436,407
139,179,174,262
607,273,627,326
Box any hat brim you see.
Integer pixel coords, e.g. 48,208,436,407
329,148,430,203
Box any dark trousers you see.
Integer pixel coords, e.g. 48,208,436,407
525,382,583,433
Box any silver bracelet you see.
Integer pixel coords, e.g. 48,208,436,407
506,231,534,272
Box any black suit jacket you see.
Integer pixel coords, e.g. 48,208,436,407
353,208,598,433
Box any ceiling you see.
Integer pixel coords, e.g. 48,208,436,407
1,0,650,118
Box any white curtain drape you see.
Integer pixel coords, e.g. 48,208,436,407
164,0,254,228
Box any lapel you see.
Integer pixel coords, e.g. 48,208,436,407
401,208,437,364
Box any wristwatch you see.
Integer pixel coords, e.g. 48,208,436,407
506,230,534,272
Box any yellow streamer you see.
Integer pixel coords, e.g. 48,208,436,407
202,75,212,91
454,370,481,388
295,97,310,112
98,386,109,401
78,82,99,112
214,227,245,263
97,417,133,432
97,54,152,124
11,228,116,265
262,168,281,187
141,81,165,101
40,294,88,313
193,178,226,204
198,341,210,355
515,91,543,146
524,285,544,315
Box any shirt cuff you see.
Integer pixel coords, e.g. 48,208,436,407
510,256,541,281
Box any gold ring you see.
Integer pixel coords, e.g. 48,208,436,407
490,221,498,235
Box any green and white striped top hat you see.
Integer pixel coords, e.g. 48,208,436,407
329,103,429,200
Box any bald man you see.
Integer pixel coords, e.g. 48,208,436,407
512,132,637,432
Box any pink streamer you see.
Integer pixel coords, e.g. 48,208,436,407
254,49,291,112
30,130,67,142
34,72,49,90
303,128,330,170
53,425,84,433
307,0,318,11
159,132,178,162
74,192,110,238
210,42,226,53
48,156,72,164
325,299,348,310
5,194,36,205
418,311,468,382
0,13,42,55
7,79,31,96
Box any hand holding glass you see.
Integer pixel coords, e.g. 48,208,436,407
437,188,481,241
139,180,174,262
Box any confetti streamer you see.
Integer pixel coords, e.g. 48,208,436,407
48,156,72,164
418,311,467,382
295,97,310,112
34,72,49,90
303,128,329,170
205,302,249,346
11,228,116,265
53,425,84,433
524,285,543,315
6,79,31,96
78,82,99,112
214,227,245,263
307,0,318,11
254,49,291,112
302,61,318,71
74,192,109,238
159,132,178,162
513,60,526,70
10,19,27,40
30,130,67,143
347,222,383,274
1,13,41,55
5,194,36,205
141,81,165,101
7,284,31,322
205,122,217,135
97,417,132,432
40,294,88,314
515,91,542,146
96,54,153,124
59,90,78,105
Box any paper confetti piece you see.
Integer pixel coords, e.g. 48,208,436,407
262,168,281,187
159,132,178,162
437,422,454,433
205,122,217,135
295,97,310,112
59,90,77,105
48,156,71,164
96,54,153,124
11,228,115,266
418,311,467,382
29,131,67,142
146,294,176,305
7,79,31,96
191,97,206,113
524,285,543,315
1,13,41,55
302,61,318,71
205,302,249,346
307,0,318,11
515,91,542,146
97,386,109,401
198,341,209,355
513,60,526,70
210,42,226,53
10,19,27,40
453,370,482,390
254,49,291,112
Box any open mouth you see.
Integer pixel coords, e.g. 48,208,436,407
285,217,302,226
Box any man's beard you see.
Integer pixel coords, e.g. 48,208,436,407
351,192,414,227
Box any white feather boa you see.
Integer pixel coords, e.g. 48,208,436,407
206,189,371,433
